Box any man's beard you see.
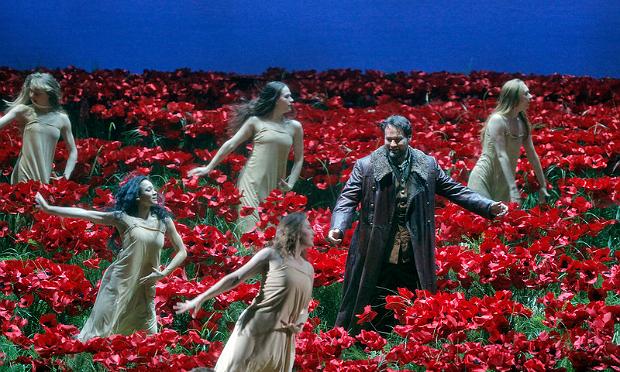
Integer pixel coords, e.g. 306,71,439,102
388,148,406,163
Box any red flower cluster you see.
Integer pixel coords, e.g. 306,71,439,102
0,67,617,370
0,258,95,313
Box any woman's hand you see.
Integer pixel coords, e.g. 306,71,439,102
35,192,51,212
280,320,304,334
538,187,550,204
173,297,203,317
49,172,66,181
187,166,210,178
139,268,166,286
279,178,293,192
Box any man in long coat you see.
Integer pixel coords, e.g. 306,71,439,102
327,115,507,334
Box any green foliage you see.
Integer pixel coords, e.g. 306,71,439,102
62,353,104,372
0,214,35,261
0,336,34,371
311,282,342,330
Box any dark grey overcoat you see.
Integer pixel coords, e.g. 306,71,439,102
331,146,495,332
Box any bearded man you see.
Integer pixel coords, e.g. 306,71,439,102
327,115,507,334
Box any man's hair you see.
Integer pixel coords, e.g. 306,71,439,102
379,115,412,137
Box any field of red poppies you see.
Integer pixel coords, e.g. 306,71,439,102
0,67,618,371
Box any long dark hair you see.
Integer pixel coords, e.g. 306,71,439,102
227,81,289,136
112,175,169,220
271,212,307,257
109,175,170,252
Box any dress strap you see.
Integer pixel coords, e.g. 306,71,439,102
280,257,314,278
503,115,526,138
23,118,39,129
259,120,290,135
33,111,62,129
119,213,166,234
122,223,140,236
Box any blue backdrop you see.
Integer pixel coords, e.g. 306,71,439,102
2,1,619,77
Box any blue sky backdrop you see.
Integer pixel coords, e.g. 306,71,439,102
1,1,619,77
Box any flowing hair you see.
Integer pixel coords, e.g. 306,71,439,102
227,81,289,136
108,175,170,252
4,72,64,112
270,212,307,257
481,78,532,142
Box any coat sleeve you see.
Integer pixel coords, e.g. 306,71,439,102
331,159,364,231
434,161,495,219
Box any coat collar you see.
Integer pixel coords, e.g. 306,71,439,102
370,146,430,183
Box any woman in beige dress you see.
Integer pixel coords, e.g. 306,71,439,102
468,79,549,204
35,175,187,341
188,82,304,232
175,212,314,372
1,72,78,184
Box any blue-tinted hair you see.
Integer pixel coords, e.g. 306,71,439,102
109,175,170,252
113,175,169,220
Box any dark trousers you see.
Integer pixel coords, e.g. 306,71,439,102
368,262,420,334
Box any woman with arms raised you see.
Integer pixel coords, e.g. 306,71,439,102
35,175,187,341
175,212,314,372
1,72,77,183
188,81,304,232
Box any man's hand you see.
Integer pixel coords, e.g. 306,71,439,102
490,202,508,217
326,229,343,245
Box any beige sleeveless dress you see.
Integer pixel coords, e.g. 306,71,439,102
10,111,61,184
78,215,166,342
237,121,294,232
468,117,525,202
214,257,314,372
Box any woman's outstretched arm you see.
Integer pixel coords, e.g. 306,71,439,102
187,117,257,177
0,105,29,130
35,192,119,226
174,247,274,315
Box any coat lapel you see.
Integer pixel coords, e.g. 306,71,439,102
371,146,431,212
407,148,430,202
370,146,392,182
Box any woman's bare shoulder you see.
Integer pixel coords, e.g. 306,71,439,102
487,113,506,124
8,104,33,118
287,119,302,128
55,112,71,127
486,114,507,135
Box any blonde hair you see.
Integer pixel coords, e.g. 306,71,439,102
4,72,64,112
481,78,531,142
271,212,307,257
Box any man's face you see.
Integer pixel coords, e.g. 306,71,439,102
384,125,409,160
